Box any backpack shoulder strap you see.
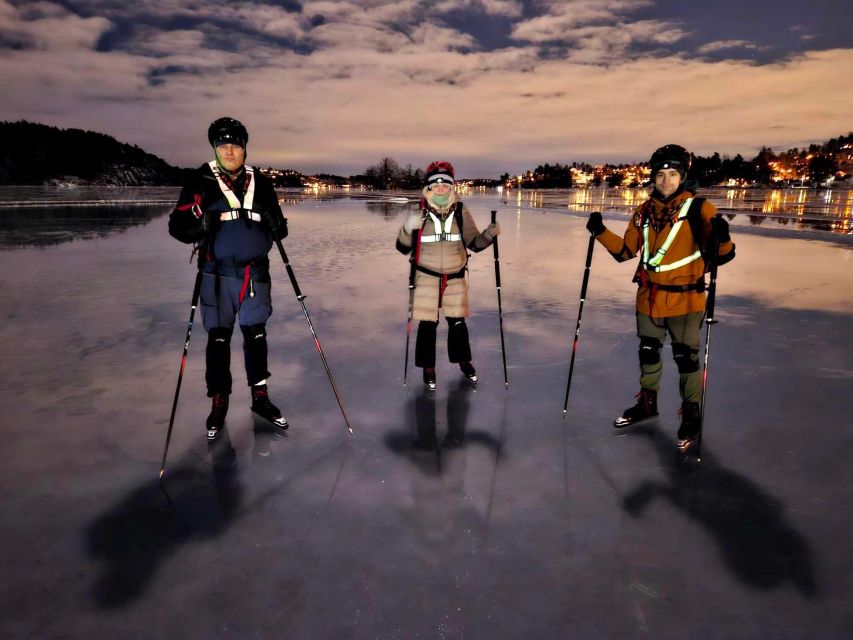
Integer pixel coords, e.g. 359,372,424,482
685,196,707,259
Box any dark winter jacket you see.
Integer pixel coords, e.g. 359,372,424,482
168,162,287,277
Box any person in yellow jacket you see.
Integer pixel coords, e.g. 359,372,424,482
397,161,500,390
586,144,735,453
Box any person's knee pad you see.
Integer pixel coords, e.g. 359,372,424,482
672,342,699,373
208,327,233,346
240,323,267,343
447,317,466,329
638,337,662,365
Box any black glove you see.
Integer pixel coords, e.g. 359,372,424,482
586,211,605,236
200,210,219,235
261,211,288,240
710,216,730,244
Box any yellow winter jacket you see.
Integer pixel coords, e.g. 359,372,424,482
595,190,735,318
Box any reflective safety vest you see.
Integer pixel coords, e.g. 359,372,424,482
420,209,462,243
640,197,703,272
208,161,261,222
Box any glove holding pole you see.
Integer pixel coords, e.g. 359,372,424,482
261,210,288,241
562,213,599,416
273,238,353,435
490,210,508,388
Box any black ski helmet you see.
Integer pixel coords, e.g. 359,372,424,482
208,117,249,148
649,144,690,178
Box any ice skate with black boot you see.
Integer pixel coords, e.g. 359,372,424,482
423,367,437,391
676,401,701,454
459,361,478,384
613,389,658,428
251,384,288,429
207,393,229,440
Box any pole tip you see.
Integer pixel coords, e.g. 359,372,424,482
158,469,165,480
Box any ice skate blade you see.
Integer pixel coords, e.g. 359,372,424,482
252,408,289,430
612,414,658,429
676,435,698,455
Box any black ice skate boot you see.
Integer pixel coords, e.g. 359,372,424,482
251,384,289,430
423,367,437,391
459,361,478,384
613,389,658,428
676,401,701,454
206,393,229,440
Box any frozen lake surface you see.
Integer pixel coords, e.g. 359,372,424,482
0,190,852,639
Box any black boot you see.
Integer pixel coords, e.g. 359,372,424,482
459,361,478,383
613,389,658,428
251,384,288,429
206,393,229,440
677,401,701,453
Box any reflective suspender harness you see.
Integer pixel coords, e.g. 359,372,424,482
208,161,261,301
641,197,703,273
635,197,707,304
209,160,260,222
415,203,467,308
420,209,463,243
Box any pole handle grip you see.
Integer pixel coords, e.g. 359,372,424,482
491,210,497,224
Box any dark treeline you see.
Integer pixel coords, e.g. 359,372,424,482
504,132,852,189
358,158,425,190
688,132,851,186
4,121,849,189
0,120,192,186
689,132,853,187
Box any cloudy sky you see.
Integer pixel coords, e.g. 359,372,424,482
1,0,852,176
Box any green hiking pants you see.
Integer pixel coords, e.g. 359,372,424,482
636,311,703,403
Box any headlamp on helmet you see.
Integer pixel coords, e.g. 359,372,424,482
650,144,690,178
208,117,249,149
425,160,455,187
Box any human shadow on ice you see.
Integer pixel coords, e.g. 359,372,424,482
85,431,243,608
384,383,501,546
384,382,500,474
86,427,346,608
622,423,817,597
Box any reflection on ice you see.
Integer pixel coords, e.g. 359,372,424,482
0,191,851,638
0,204,172,247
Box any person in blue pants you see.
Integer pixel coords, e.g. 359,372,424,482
169,117,289,440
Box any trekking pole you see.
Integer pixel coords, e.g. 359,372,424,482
274,238,353,435
491,210,508,388
160,268,204,480
562,230,596,416
696,220,722,462
403,229,422,386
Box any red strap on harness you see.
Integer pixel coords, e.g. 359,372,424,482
176,193,203,218
438,274,448,308
636,268,659,317
239,265,251,303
